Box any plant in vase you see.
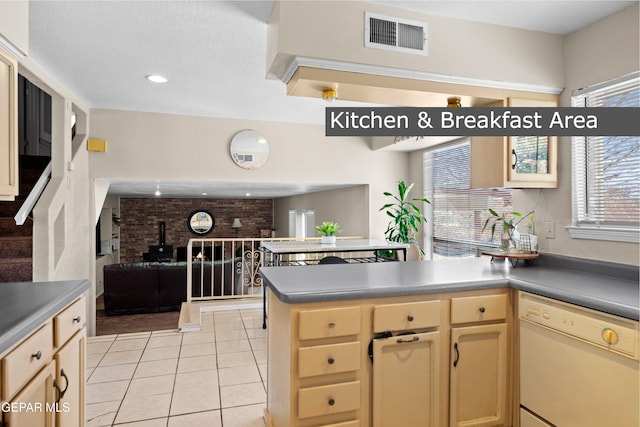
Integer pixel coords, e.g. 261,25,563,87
379,180,430,258
316,221,342,245
482,209,534,252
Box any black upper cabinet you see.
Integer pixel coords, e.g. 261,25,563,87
18,74,52,158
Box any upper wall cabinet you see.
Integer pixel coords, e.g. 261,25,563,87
0,46,18,201
506,98,558,188
471,97,558,189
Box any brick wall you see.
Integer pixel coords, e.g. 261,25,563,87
119,198,273,263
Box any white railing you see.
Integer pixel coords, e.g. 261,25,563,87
15,161,51,226
186,237,267,303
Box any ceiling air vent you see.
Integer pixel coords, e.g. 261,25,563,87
365,12,428,56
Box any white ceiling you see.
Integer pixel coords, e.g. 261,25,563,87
27,0,635,198
105,179,361,199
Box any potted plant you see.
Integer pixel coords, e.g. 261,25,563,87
379,180,430,259
482,209,534,252
316,221,342,244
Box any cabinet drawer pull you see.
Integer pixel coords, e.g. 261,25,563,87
328,322,336,328
73,315,82,323
511,148,518,170
327,357,335,365
328,398,335,406
478,306,486,313
396,336,419,344
31,351,42,360
59,369,69,399
453,342,460,367
407,315,414,321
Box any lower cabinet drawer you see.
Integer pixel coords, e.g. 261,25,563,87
299,307,361,340
373,300,441,332
54,296,86,347
2,322,54,400
451,294,507,324
298,381,361,419
298,341,360,378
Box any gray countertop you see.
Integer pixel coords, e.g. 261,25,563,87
0,279,91,355
260,258,639,320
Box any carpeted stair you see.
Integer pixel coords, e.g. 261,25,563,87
0,156,50,283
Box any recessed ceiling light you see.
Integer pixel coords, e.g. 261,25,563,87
201,192,207,196
245,193,251,197
154,189,161,196
146,74,168,83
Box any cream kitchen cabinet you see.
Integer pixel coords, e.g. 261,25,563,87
1,296,86,427
54,330,85,427
470,97,558,189
53,298,86,427
371,331,441,427
265,289,503,427
449,294,509,427
371,300,442,427
0,46,19,201
506,98,558,188
264,297,362,427
266,298,365,427
3,360,57,427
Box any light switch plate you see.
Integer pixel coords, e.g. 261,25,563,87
544,221,555,239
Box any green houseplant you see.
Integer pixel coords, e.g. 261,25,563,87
316,221,342,244
380,181,430,258
482,209,534,252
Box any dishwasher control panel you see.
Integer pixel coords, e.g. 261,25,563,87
519,292,639,359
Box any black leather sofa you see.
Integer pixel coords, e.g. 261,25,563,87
103,259,241,315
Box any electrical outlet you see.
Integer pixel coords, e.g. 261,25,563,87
544,221,555,239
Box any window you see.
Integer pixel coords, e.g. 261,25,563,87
423,140,512,259
569,72,640,242
288,209,315,238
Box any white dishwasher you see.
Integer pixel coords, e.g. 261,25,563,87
519,291,639,427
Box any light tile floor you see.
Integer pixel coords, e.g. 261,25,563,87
86,308,267,427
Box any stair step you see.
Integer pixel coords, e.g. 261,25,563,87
0,198,27,217
0,178,48,217
0,236,32,258
0,258,33,283
0,218,33,236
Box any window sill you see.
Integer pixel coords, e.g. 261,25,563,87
566,226,639,243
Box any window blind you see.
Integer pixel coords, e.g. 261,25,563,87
572,74,640,228
423,140,512,259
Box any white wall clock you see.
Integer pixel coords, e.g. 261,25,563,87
229,129,269,170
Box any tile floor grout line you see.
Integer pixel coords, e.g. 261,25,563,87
86,336,116,383
160,333,180,427
213,311,226,421
163,330,182,427
110,332,149,426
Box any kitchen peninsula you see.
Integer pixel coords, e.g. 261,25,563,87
259,257,639,427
